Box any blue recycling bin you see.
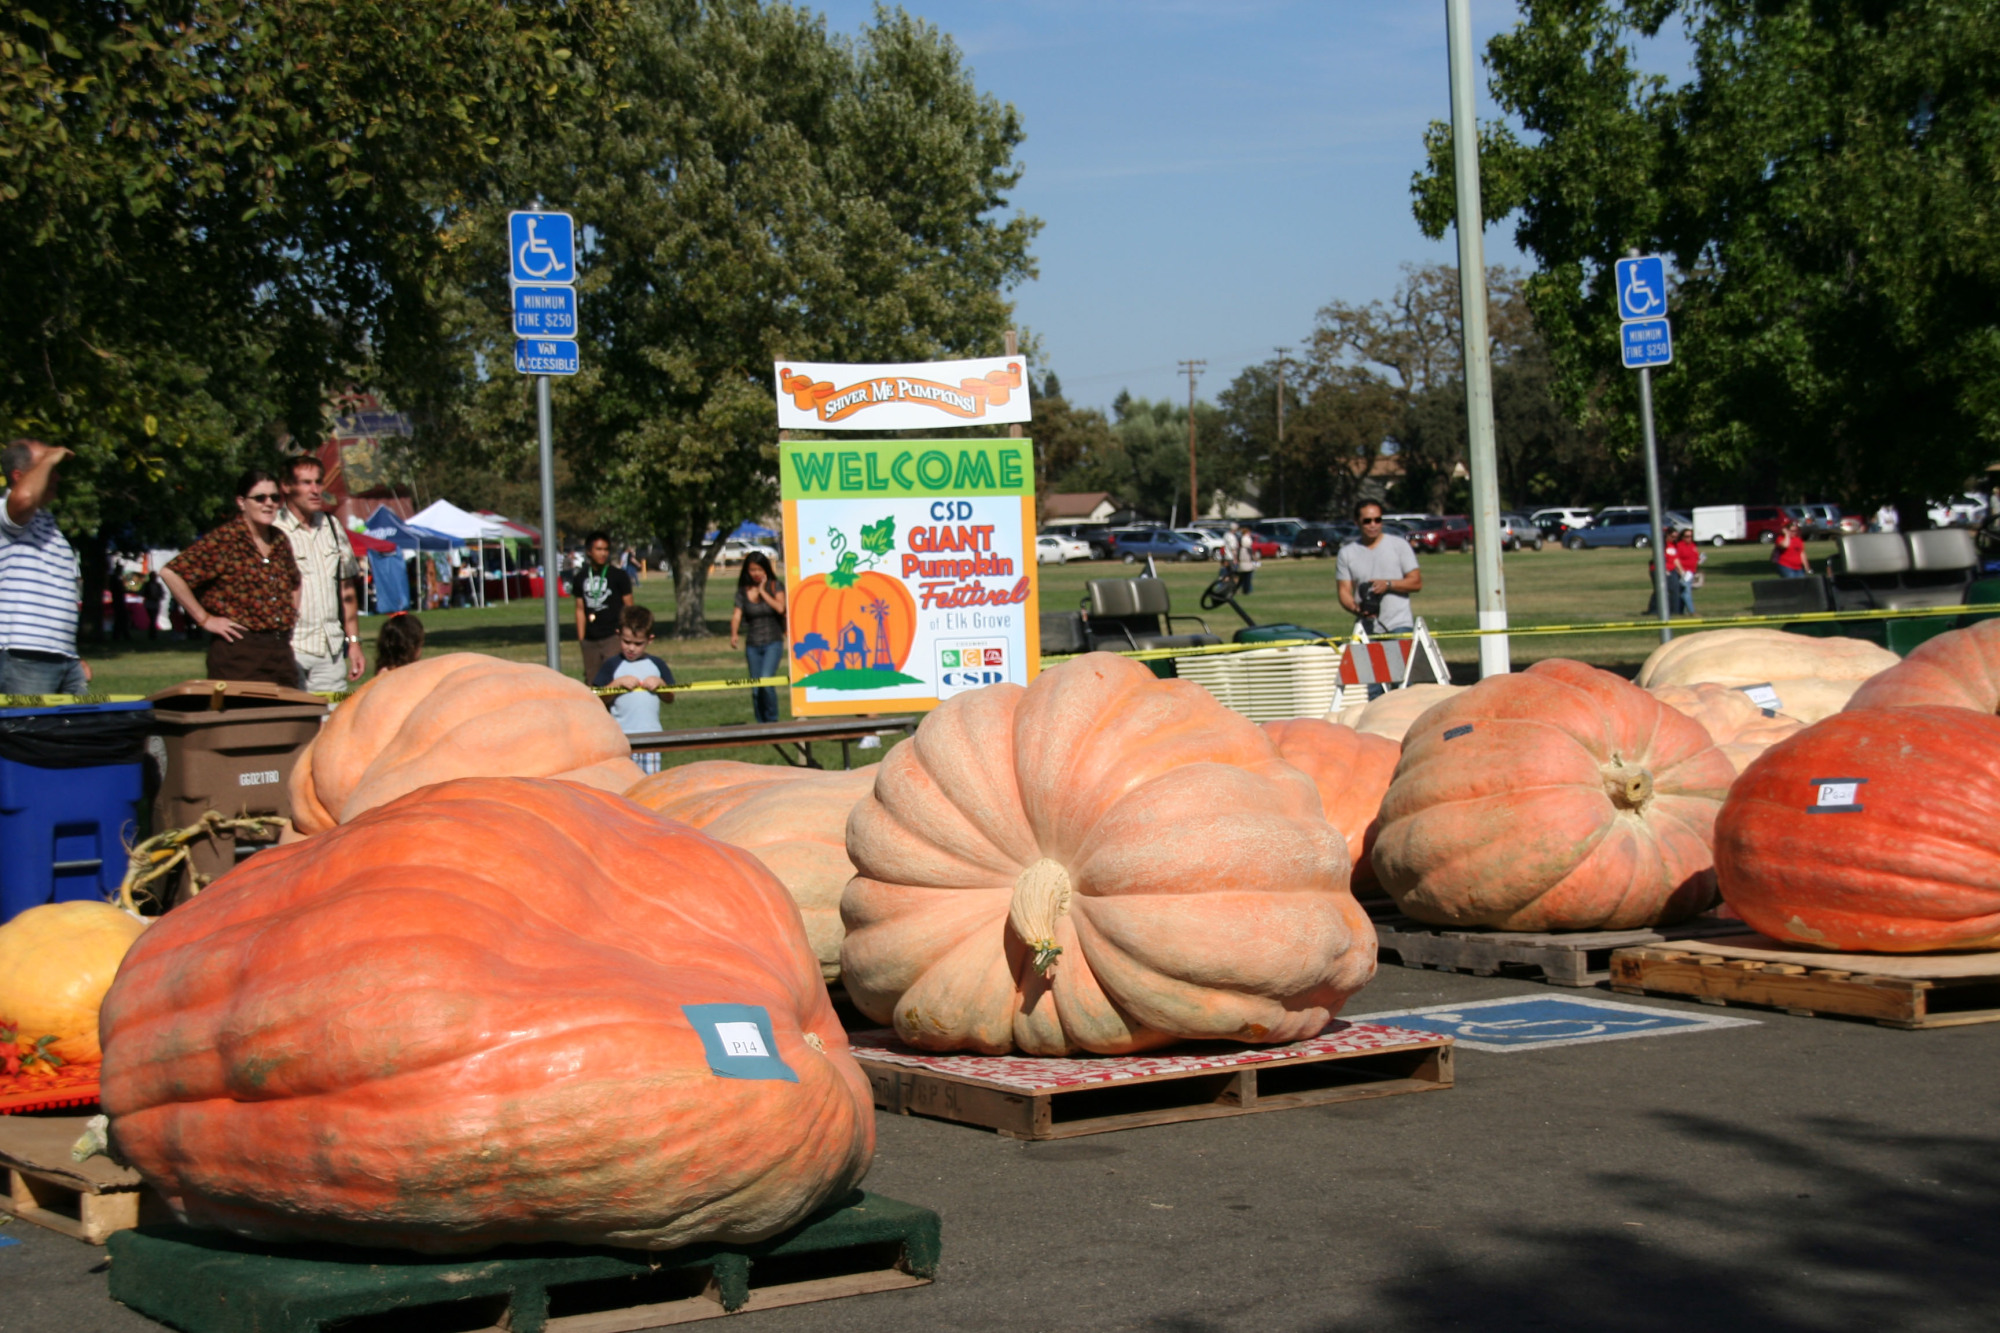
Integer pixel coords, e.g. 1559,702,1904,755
0,700,153,922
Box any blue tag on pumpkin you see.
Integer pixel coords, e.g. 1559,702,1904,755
682,1003,798,1082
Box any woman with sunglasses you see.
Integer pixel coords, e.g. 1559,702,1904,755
160,468,303,686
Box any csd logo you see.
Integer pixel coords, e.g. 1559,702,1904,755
941,670,1004,687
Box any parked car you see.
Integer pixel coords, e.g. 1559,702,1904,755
1109,528,1207,563
1036,534,1092,565
1531,507,1595,540
1736,504,1788,543
1175,528,1228,558
1289,522,1355,558
715,538,778,565
1930,494,1990,528
1040,524,1115,559
1402,516,1470,553
1250,518,1309,550
1565,508,1692,549
1497,513,1544,551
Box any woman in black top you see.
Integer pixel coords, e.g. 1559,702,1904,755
729,551,788,722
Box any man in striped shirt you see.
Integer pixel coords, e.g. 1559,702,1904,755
0,439,90,696
275,455,363,691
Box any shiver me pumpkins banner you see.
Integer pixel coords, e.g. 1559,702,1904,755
773,357,1032,432
781,439,1039,716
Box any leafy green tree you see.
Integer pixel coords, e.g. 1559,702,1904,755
432,0,1039,636
1414,0,2000,511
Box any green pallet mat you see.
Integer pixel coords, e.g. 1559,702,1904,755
106,1189,939,1333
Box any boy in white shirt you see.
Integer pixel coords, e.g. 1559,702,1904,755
591,604,675,773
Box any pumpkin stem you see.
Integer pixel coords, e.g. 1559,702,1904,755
1602,762,1655,811
1009,858,1074,977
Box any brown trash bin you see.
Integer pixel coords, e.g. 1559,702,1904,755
147,680,328,898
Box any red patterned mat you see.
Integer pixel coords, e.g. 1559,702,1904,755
848,1021,1447,1092
0,1064,101,1115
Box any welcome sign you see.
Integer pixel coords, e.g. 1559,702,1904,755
780,439,1040,716
774,357,1033,432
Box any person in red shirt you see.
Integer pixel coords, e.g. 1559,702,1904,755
1673,528,1701,614
1772,521,1811,578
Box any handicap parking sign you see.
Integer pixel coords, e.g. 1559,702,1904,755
509,211,576,286
1355,994,1755,1053
1620,317,1673,369
1615,255,1667,321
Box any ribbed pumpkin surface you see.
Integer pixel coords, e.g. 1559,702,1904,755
1342,683,1464,743
841,653,1376,1055
628,761,875,974
1716,707,2000,952
100,778,873,1252
1648,682,1804,775
1844,620,2000,715
1373,659,1735,930
1635,628,1896,722
1261,718,1400,895
290,653,642,833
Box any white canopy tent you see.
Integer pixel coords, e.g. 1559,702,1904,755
409,500,517,605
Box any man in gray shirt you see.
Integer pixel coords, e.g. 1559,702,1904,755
1336,500,1423,633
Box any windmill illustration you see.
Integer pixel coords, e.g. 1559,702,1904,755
863,596,894,669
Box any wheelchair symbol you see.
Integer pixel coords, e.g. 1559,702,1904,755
1622,270,1662,316
516,218,567,280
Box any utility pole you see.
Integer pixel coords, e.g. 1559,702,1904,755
1274,346,1292,516
1179,359,1205,519
1447,0,1510,677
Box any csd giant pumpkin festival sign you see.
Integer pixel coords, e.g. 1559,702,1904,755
779,434,1040,716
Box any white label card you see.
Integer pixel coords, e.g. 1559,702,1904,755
714,1022,770,1058
237,770,280,787
1815,781,1860,808
1740,684,1782,711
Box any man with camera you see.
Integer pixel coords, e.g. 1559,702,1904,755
1336,500,1423,634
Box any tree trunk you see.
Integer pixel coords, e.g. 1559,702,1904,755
670,515,732,639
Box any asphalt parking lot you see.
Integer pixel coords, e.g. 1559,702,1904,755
7,962,1996,1333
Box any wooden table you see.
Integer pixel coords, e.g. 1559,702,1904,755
626,715,918,769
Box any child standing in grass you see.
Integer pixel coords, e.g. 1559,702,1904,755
591,604,675,773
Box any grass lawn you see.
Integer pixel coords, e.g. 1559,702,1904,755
81,539,1833,767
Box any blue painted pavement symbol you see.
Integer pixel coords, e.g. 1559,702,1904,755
509,211,576,285
1621,317,1673,369
513,285,577,338
1615,255,1667,321
1355,994,1756,1053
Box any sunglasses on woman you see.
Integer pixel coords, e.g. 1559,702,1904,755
245,491,280,503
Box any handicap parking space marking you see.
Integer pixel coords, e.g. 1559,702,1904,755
1352,994,1758,1053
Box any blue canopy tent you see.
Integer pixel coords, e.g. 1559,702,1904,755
364,507,463,612
701,521,779,542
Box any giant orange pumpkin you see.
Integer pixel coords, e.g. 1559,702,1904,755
1634,628,1897,723
840,652,1376,1055
1261,718,1399,896
789,571,916,677
1648,682,1804,775
1715,707,2000,952
100,778,873,1252
1844,619,2000,715
1372,659,1735,931
628,761,876,975
289,653,642,832
1339,684,1465,743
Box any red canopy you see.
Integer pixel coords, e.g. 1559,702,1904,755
346,527,400,556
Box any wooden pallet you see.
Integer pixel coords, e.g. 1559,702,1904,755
852,1022,1452,1140
1610,934,2000,1029
0,1114,166,1244
107,1189,939,1333
1375,913,1750,987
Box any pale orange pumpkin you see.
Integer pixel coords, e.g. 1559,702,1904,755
1374,659,1736,931
628,762,876,975
290,653,642,832
1261,718,1399,896
840,652,1376,1055
1339,684,1465,743
1634,629,1896,723
0,901,147,1064
1648,682,1805,775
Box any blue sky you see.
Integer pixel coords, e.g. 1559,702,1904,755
810,1,1691,414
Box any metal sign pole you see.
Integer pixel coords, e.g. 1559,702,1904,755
536,374,561,670
1447,0,1510,677
1638,365,1671,643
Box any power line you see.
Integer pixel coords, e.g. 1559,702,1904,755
1178,359,1206,520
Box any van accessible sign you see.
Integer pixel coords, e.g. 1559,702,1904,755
774,357,1032,432
780,438,1040,717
